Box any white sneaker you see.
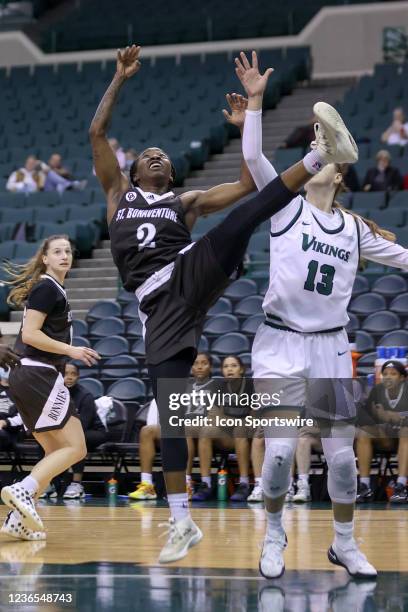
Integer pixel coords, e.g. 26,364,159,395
328,539,377,578
1,483,44,532
259,530,287,579
248,484,263,502
285,483,295,503
158,515,203,563
63,483,85,499
0,510,46,541
293,481,311,503
312,101,358,164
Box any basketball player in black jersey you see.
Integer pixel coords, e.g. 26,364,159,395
0,235,99,541
90,44,359,563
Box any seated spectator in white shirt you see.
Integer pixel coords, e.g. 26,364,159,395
381,107,408,146
7,155,87,194
6,155,46,193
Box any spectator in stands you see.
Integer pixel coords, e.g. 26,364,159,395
6,155,46,193
108,138,126,170
47,153,73,181
362,150,403,192
356,360,408,504
6,155,86,194
193,355,253,502
381,107,408,147
280,118,315,150
62,363,107,500
292,426,322,502
0,368,23,452
128,353,214,501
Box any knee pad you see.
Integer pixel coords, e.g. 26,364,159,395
262,443,295,499
327,447,357,504
161,438,188,473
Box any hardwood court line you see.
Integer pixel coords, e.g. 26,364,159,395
0,573,271,581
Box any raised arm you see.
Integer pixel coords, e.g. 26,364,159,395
235,51,278,190
89,45,141,223
181,93,256,222
359,218,408,270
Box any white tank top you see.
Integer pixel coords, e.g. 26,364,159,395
262,196,360,332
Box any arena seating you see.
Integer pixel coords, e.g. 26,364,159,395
40,0,381,52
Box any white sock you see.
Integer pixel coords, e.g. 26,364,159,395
202,476,211,488
168,492,190,522
185,474,192,485
239,476,249,485
255,477,262,488
303,150,326,174
20,475,39,497
298,474,309,484
397,476,407,486
266,509,284,536
141,473,153,485
360,477,370,487
334,520,354,549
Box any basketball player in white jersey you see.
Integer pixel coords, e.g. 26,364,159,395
236,51,408,580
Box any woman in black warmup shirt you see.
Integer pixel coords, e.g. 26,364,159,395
0,235,99,541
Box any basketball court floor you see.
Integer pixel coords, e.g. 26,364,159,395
0,499,406,611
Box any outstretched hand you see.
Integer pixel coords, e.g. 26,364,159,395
222,93,248,129
235,51,273,98
116,44,141,79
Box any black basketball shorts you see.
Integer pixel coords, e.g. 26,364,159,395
137,236,230,365
9,360,77,433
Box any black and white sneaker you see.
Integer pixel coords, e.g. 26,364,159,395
1,483,44,532
328,540,377,579
356,482,374,504
390,483,408,504
0,510,46,541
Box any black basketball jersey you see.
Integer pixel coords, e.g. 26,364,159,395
15,274,72,369
109,187,192,291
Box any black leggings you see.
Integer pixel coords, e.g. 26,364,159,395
207,175,294,276
150,175,295,473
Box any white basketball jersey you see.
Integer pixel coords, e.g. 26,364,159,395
262,196,360,332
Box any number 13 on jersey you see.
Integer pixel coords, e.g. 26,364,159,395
304,259,336,296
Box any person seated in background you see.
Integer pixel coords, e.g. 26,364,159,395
362,150,403,192
62,363,108,500
128,353,214,501
193,355,253,502
6,155,46,193
6,155,87,194
47,153,74,181
356,360,408,504
124,148,138,171
279,118,315,150
291,426,323,503
381,107,408,147
0,367,23,452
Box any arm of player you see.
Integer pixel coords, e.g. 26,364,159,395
181,93,256,220
235,51,278,190
22,310,100,366
89,45,141,224
359,219,408,270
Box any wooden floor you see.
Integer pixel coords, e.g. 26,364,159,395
0,502,406,571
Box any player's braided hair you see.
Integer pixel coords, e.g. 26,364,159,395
332,163,396,243
4,235,71,307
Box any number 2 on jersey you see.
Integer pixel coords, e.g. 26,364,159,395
304,260,335,295
137,223,156,251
